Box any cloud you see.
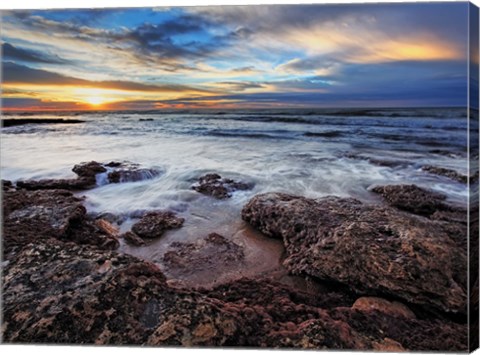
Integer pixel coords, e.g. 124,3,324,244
2,62,215,95
212,81,265,91
2,42,68,64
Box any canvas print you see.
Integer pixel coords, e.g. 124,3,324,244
1,1,479,352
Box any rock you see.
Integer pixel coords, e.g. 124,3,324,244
131,211,184,239
2,241,467,350
162,233,244,278
344,153,407,168
72,161,107,178
192,173,253,199
352,297,416,319
2,118,85,127
422,165,468,183
15,161,162,192
2,179,14,191
2,188,118,258
242,193,467,314
370,184,449,216
372,338,406,351
17,177,96,191
122,231,146,246
107,168,161,183
95,219,119,237
0,180,469,351
3,188,86,255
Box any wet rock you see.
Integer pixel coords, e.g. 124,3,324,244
3,188,86,255
95,219,119,237
242,192,467,314
370,184,449,216
72,161,107,178
122,231,146,246
162,233,244,278
192,173,253,199
2,118,85,127
107,168,161,183
422,165,468,183
17,161,162,192
131,211,184,239
352,297,416,319
17,177,96,191
2,239,467,351
2,179,14,191
2,188,118,258
344,153,407,168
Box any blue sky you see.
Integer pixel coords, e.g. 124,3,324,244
0,2,472,110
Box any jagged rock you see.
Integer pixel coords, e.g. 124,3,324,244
422,165,468,183
192,173,253,199
242,192,467,314
122,231,146,246
370,184,450,216
107,168,161,183
2,179,14,191
95,219,119,237
1,241,467,350
162,233,244,278
2,188,118,258
131,211,184,239
72,161,106,178
352,297,416,319
17,161,162,192
17,177,96,191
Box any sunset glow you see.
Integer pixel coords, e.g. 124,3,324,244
1,3,469,111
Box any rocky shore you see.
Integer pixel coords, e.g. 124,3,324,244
1,161,472,350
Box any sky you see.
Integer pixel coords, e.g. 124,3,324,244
0,2,472,111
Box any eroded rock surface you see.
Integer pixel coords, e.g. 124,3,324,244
192,173,253,199
1,187,468,350
3,188,118,259
242,192,467,314
16,160,162,191
163,233,244,278
422,165,468,184
131,211,185,239
370,184,451,216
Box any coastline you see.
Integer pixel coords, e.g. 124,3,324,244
1,159,473,350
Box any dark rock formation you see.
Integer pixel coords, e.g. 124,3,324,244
352,297,416,319
1,188,468,350
72,161,107,178
2,239,466,349
122,231,146,246
108,168,161,183
2,188,118,259
16,177,97,190
2,118,85,127
163,233,244,277
344,153,407,168
16,160,162,192
2,179,14,191
242,192,467,314
370,184,450,216
422,165,468,184
192,173,253,199
131,211,184,239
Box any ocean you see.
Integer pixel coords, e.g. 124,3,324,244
0,107,469,287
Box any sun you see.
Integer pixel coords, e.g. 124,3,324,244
73,88,118,107
84,95,109,106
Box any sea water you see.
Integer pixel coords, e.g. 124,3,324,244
1,108,469,287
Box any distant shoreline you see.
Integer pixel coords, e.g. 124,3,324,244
2,118,86,127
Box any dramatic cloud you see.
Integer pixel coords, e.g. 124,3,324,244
1,3,470,110
2,42,68,64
